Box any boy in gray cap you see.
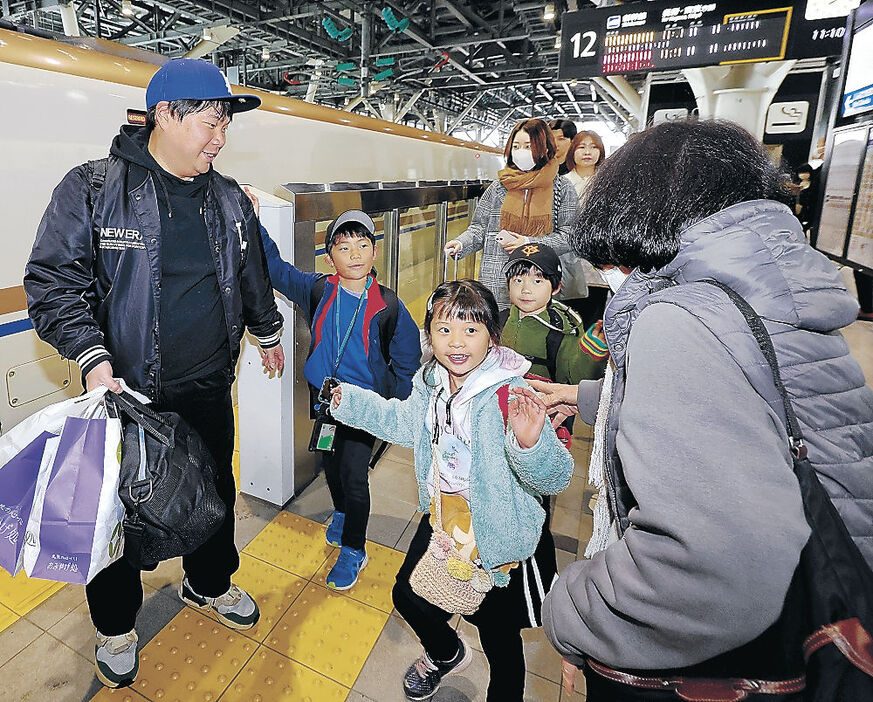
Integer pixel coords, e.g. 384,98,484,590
255,205,421,591
25,58,284,688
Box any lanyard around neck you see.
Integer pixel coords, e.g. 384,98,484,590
333,277,372,376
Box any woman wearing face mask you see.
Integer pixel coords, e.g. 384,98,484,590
444,118,577,310
532,120,873,700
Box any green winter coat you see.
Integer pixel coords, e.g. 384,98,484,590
500,302,607,383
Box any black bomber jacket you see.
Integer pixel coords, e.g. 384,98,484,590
24,127,283,399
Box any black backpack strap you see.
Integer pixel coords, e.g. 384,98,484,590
498,308,510,328
86,158,107,215
377,284,399,363
308,275,328,324
544,305,568,382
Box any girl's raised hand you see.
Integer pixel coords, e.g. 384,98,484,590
507,387,547,449
331,385,343,410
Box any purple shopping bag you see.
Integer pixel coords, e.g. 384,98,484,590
28,417,106,583
0,431,54,576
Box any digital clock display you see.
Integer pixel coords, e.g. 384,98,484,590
559,0,849,79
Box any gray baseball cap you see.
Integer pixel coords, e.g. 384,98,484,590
325,210,376,249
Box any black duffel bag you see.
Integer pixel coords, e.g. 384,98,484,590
106,391,226,570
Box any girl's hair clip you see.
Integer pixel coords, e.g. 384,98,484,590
426,292,435,312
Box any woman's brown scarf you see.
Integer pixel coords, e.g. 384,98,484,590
497,158,560,238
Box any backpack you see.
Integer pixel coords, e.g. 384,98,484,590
308,275,399,364
499,301,583,382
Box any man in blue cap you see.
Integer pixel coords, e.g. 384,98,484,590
25,59,284,688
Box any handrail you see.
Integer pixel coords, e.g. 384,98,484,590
275,182,487,223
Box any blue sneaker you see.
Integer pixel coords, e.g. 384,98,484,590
325,510,345,547
326,545,368,590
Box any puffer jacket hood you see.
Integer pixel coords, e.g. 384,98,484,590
660,199,857,332
605,200,858,369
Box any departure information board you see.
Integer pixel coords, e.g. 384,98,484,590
559,1,850,79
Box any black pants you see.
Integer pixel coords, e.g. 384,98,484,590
582,661,804,702
321,423,376,551
855,270,873,314
393,518,526,701
86,369,238,636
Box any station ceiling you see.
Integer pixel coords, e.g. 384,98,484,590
2,0,637,141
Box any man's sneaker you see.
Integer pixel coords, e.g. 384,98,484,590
325,545,368,590
179,578,260,630
402,638,471,701
325,510,345,547
94,629,139,688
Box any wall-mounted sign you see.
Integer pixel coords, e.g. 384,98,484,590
765,100,810,133
558,1,850,79
652,107,689,124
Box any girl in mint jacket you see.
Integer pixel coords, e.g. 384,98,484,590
330,280,573,702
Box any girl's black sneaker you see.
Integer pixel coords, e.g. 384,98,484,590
402,637,472,700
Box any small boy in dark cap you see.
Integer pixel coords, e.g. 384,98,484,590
500,243,608,443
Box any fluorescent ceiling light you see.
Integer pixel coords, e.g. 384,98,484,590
121,0,134,17
544,4,556,21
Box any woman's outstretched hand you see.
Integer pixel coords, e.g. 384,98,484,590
507,386,547,448
526,379,579,428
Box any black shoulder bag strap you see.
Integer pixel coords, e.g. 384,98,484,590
308,275,328,324
703,280,873,681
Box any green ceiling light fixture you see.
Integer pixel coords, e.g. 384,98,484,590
336,61,356,72
373,67,394,81
375,57,395,67
323,17,353,42
337,76,357,87
382,8,410,33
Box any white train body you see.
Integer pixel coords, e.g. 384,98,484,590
0,28,501,432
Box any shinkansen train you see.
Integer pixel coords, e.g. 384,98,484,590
0,26,502,481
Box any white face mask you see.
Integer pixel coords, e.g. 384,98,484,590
600,267,629,293
512,149,536,172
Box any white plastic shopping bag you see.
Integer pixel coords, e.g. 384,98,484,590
0,385,125,583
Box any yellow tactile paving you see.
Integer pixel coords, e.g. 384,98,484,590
0,568,65,615
232,450,240,488
242,511,333,579
315,540,405,613
214,553,307,643
0,602,17,634
90,686,149,701
132,608,258,702
225,645,349,701
264,582,389,687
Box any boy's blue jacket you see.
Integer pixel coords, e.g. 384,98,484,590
331,363,574,575
260,225,420,399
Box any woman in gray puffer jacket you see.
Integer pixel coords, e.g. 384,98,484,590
537,120,873,701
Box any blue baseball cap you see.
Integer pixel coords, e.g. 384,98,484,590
146,58,261,113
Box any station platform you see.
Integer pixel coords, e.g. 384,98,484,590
0,416,593,701
1,299,871,701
